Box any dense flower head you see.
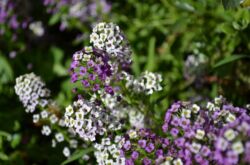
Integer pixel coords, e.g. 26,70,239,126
70,46,124,96
90,22,132,65
123,71,163,95
121,129,186,165
14,73,50,113
64,99,122,142
94,135,125,165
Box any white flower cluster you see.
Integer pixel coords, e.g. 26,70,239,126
123,71,163,95
90,22,131,63
94,136,125,165
64,99,122,142
14,73,50,113
128,108,145,129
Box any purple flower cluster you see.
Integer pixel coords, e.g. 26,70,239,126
69,46,123,96
121,97,250,165
121,129,169,165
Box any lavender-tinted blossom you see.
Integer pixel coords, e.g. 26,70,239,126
14,73,50,113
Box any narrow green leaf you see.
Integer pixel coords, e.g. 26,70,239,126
61,148,94,165
213,54,250,68
145,37,156,71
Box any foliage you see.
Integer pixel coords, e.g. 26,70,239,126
0,0,250,164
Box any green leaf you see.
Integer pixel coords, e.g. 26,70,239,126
11,134,21,149
50,46,67,76
61,148,94,165
0,153,8,161
145,37,156,71
213,54,250,68
222,0,241,9
49,13,61,25
0,55,14,84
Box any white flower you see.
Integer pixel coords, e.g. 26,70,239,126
128,130,138,139
55,133,64,142
182,109,191,118
195,129,205,140
14,73,50,113
50,114,58,124
33,114,40,123
232,141,244,154
217,138,228,151
224,129,236,141
190,142,201,154
73,51,83,61
226,113,236,123
41,125,51,136
41,110,49,118
29,21,44,36
173,158,183,165
206,102,215,111
192,104,200,113
63,147,71,157
65,105,74,117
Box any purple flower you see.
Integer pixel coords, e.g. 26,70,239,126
131,151,139,160
155,149,163,158
201,146,211,157
226,151,238,164
213,150,224,164
79,67,87,75
145,143,155,153
105,86,114,95
71,73,78,83
123,140,131,151
162,138,170,148
125,158,134,165
88,74,96,81
171,116,179,127
81,80,90,87
87,60,95,68
70,60,79,69
179,117,190,129
170,128,179,137
175,137,185,147
162,123,168,133
164,111,172,122
194,154,203,163
138,139,147,148
92,84,100,92
142,157,151,165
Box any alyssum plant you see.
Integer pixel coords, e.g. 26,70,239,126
15,22,250,165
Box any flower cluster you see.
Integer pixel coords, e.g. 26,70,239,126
64,99,122,142
14,73,50,113
94,136,125,165
43,0,111,31
70,46,123,96
121,129,172,165
123,71,163,95
121,96,250,165
90,22,131,65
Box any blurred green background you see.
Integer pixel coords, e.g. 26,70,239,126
0,0,250,164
